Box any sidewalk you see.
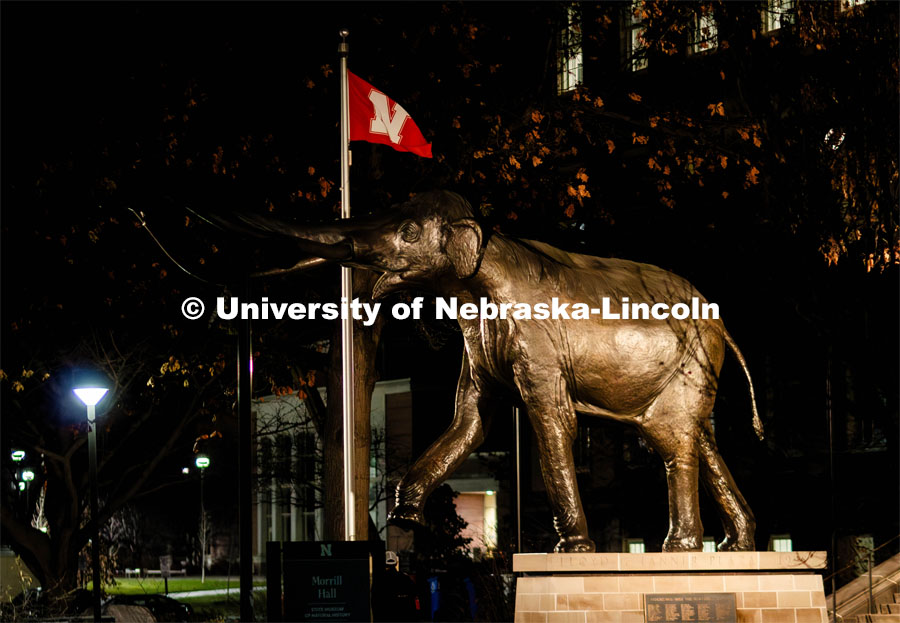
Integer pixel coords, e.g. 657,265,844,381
168,585,266,599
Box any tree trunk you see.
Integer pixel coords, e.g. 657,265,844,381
323,349,344,540
0,506,83,601
323,270,386,541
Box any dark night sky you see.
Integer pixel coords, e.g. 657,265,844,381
5,3,335,157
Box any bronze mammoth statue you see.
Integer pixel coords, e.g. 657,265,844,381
237,190,763,553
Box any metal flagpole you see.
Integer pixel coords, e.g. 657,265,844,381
338,29,356,541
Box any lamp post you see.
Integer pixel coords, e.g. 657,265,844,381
74,386,108,623
11,450,26,500
195,455,210,583
20,468,35,509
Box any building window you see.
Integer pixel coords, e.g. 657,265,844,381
625,538,646,553
853,535,875,574
456,491,498,556
295,430,318,540
280,505,292,542
762,0,796,32
769,534,793,552
689,8,718,54
625,1,649,72
840,0,869,11
557,5,583,93
275,434,292,486
703,537,717,553
296,431,317,492
484,490,498,551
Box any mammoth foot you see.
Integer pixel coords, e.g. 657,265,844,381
717,534,755,551
662,535,703,552
554,535,596,553
387,503,425,531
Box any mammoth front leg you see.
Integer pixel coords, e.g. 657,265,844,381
389,351,494,529
518,370,594,553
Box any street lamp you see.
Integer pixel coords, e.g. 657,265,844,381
196,455,210,583
12,451,27,496
74,386,108,623
20,469,35,509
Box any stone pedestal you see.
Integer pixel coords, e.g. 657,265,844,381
513,551,828,623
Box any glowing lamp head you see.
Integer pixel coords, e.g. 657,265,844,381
11,450,25,462
73,387,108,406
195,456,210,470
21,469,35,482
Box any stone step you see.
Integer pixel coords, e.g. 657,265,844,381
854,614,900,623
881,604,900,615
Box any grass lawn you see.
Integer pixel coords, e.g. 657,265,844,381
101,577,265,595
98,578,269,621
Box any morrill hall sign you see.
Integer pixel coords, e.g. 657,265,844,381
281,541,374,622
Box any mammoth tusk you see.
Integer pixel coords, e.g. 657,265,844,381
251,256,330,279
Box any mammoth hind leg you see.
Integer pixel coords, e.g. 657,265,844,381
655,445,704,552
642,398,706,552
698,421,756,551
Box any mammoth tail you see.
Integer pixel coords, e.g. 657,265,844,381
723,330,765,441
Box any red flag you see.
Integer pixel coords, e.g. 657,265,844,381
348,71,433,158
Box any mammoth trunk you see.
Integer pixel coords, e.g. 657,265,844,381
291,235,353,262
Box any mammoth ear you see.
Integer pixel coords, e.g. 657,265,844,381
444,218,484,279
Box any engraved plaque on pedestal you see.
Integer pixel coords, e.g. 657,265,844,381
645,593,736,623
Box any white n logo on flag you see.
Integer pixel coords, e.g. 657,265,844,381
368,90,410,145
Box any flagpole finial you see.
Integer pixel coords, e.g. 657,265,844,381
339,29,349,55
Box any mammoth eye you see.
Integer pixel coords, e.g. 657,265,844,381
399,220,420,243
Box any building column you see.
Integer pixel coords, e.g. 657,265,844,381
290,434,299,541
271,463,280,542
